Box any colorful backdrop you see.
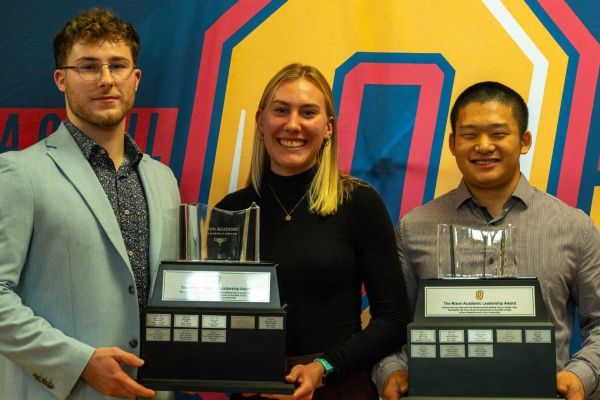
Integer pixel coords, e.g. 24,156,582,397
1,1,598,399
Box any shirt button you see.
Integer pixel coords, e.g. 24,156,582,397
129,339,138,348
128,285,135,295
128,250,134,256
124,210,130,215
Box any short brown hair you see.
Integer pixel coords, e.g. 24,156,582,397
53,7,140,68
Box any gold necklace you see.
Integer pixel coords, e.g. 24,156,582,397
267,183,308,221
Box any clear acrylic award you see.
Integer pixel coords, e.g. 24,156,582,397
436,224,517,278
180,203,259,262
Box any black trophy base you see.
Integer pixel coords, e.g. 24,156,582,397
408,279,557,399
142,378,295,394
139,306,289,393
408,323,557,398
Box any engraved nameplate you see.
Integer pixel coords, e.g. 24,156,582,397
259,316,284,330
468,329,493,343
425,286,535,317
174,314,199,328
411,344,436,358
411,329,436,343
162,270,271,303
439,330,464,343
146,328,171,342
201,329,227,343
525,329,552,343
440,344,466,358
173,328,199,342
202,315,227,329
468,344,494,357
146,313,172,327
497,329,523,343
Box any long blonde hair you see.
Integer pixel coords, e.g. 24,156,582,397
249,63,355,216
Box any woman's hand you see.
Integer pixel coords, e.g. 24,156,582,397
262,361,325,400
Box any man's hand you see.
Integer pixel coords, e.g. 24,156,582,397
261,361,325,400
383,371,408,400
557,371,584,400
81,347,155,399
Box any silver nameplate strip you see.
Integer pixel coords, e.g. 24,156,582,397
202,315,227,329
425,286,535,317
411,329,436,343
525,329,552,343
146,328,171,342
174,314,199,328
411,344,436,358
468,344,494,358
173,328,199,342
439,330,464,343
497,329,523,343
201,329,227,343
440,344,466,358
468,329,493,343
146,313,171,327
162,270,271,303
231,316,256,329
258,316,284,330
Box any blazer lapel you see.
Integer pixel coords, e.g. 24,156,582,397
138,156,163,282
46,126,131,270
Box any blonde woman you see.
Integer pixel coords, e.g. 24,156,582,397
218,64,409,400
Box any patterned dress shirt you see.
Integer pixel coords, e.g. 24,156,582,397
64,119,150,309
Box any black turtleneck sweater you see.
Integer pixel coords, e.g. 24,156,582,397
216,169,409,380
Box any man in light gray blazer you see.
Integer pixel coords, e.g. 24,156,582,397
0,8,179,399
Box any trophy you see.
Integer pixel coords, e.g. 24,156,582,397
436,224,518,278
139,204,293,394
407,225,557,399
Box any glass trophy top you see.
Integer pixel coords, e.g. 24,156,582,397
149,203,283,308
437,224,518,278
180,203,260,262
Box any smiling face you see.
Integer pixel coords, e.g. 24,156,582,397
257,78,333,176
450,100,531,196
54,40,141,134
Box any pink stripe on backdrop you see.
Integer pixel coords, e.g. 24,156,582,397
539,0,600,206
336,63,445,218
0,108,66,150
180,0,270,203
126,108,178,164
0,108,177,163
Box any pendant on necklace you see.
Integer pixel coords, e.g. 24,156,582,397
267,183,307,223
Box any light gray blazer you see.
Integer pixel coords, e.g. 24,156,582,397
0,124,180,399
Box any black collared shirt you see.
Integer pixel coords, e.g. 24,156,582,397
64,119,150,309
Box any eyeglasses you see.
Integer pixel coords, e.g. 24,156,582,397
59,61,136,81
